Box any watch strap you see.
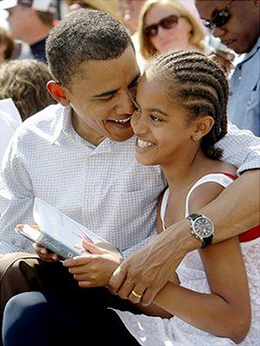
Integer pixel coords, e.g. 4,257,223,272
201,234,213,249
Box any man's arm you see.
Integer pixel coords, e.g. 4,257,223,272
109,169,260,305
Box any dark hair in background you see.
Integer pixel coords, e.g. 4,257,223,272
148,50,229,160
46,9,134,88
0,27,15,61
36,11,56,27
0,59,56,121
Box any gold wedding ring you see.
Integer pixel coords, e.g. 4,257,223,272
131,290,143,299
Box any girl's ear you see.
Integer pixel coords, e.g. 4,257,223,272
47,81,70,107
192,116,214,141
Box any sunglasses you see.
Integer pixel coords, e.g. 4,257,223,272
202,0,235,30
144,14,182,38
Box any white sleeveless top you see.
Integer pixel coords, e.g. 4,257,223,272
113,173,260,345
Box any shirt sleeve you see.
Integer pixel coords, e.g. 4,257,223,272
217,121,260,175
0,142,35,255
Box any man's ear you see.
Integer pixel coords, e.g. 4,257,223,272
192,116,214,141
47,81,70,107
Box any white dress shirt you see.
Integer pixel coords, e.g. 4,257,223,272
0,104,259,255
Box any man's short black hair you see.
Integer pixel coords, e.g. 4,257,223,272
46,9,134,87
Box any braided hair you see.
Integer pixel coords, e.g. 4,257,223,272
148,50,229,159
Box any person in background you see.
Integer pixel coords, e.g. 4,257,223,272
118,0,147,70
0,27,15,63
196,0,260,137
66,0,120,19
139,0,205,61
119,0,146,35
0,59,56,122
0,59,56,165
0,0,57,63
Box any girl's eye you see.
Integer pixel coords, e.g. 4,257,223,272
150,115,162,122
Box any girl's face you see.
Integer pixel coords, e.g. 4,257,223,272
144,3,193,53
131,73,195,167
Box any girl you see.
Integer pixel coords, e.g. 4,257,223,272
3,51,259,346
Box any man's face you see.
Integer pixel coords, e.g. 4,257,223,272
196,0,260,54
65,46,140,146
7,5,30,41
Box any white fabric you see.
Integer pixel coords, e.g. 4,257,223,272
0,99,22,167
0,104,165,257
114,173,260,345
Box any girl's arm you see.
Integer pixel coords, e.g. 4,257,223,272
152,182,251,343
153,237,251,343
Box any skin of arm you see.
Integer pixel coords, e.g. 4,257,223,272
153,236,251,344
108,169,259,305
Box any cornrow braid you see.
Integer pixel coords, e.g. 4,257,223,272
150,50,229,159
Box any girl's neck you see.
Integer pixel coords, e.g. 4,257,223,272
161,147,213,191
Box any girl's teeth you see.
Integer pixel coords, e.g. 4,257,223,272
137,139,154,148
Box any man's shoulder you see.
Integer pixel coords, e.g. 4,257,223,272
15,103,64,137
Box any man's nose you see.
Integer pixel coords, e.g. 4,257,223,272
212,26,226,39
116,91,135,115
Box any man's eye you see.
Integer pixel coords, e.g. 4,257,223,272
100,94,114,102
150,115,162,122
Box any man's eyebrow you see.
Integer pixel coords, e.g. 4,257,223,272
128,72,141,88
147,108,169,117
92,88,118,98
92,73,141,98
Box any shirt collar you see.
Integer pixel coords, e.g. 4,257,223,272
50,105,116,153
242,36,260,63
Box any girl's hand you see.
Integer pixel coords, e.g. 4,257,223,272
63,239,124,288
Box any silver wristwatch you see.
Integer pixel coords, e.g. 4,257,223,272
186,213,214,249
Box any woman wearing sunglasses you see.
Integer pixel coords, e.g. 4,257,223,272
138,0,205,60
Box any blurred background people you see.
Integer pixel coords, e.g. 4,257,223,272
0,27,15,63
119,0,146,35
197,0,260,137
0,59,56,122
65,0,120,19
138,0,205,61
0,0,58,63
0,59,56,165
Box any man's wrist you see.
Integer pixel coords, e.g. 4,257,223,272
165,219,201,257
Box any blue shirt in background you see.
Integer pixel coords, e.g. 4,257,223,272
228,36,260,137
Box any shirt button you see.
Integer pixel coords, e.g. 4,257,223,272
87,197,94,204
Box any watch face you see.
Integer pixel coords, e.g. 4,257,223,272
193,217,214,238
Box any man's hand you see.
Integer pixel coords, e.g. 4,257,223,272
109,219,192,305
209,49,235,75
63,240,124,288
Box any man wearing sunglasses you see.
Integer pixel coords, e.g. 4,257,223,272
196,0,260,137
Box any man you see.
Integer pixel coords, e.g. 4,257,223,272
0,0,57,63
0,8,259,341
197,0,260,136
